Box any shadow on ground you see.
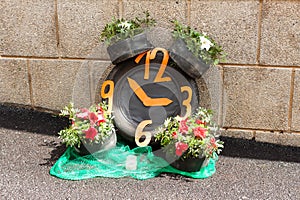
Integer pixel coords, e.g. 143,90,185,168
1,103,299,164
39,141,67,167
0,104,69,135
220,136,300,163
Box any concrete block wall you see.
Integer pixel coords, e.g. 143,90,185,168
1,0,299,147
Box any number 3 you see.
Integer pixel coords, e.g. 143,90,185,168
181,86,192,118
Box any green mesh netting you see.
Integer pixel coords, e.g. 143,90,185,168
50,143,218,180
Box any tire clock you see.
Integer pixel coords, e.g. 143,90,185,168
100,48,199,147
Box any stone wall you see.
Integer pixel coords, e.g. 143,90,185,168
1,0,299,146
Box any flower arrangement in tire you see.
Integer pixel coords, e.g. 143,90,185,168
100,11,156,65
58,102,116,156
169,20,226,79
154,107,224,172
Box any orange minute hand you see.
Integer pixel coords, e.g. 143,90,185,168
127,77,173,106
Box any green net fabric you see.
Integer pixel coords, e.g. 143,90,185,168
50,143,218,180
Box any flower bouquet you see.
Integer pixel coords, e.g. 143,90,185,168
155,107,224,172
100,11,156,64
58,102,116,155
169,20,226,78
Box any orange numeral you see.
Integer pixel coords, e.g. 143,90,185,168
135,48,171,82
100,80,114,114
135,120,152,147
181,86,192,118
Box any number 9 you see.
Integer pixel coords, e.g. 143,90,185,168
100,80,114,114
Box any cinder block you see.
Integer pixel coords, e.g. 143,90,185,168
255,131,300,147
71,60,112,109
291,70,300,131
223,66,291,131
0,59,31,105
190,0,260,65
220,129,254,140
123,0,188,29
123,0,188,50
30,60,112,111
196,66,223,125
30,60,82,111
260,1,300,66
57,0,119,58
1,0,58,57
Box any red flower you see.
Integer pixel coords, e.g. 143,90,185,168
179,118,188,134
195,119,206,125
172,132,177,139
97,105,104,113
175,142,188,156
84,127,98,140
193,127,206,139
88,112,98,125
76,108,89,119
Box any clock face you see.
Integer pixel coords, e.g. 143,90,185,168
100,48,199,147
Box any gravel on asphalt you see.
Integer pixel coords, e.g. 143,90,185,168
1,104,299,200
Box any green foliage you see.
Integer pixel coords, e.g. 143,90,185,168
100,11,156,45
155,107,224,159
172,20,226,66
58,129,82,148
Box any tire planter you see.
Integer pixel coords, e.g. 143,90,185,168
169,38,210,79
167,155,206,172
107,32,154,65
74,131,117,156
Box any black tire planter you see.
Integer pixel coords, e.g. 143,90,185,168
167,155,206,172
74,131,117,156
107,32,154,65
169,38,210,79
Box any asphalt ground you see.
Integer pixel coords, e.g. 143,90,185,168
0,104,299,200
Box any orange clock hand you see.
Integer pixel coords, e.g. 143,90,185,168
127,77,149,101
144,97,173,106
127,77,173,106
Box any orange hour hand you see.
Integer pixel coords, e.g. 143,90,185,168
127,77,173,106
145,97,173,107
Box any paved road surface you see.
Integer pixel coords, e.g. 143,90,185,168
0,104,299,200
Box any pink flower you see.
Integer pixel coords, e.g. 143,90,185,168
76,108,89,119
210,138,217,149
88,112,98,125
179,118,188,134
84,127,98,140
193,127,206,139
175,142,188,156
97,113,106,125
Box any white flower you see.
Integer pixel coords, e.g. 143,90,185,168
174,115,183,122
164,118,171,127
199,36,213,51
118,21,132,30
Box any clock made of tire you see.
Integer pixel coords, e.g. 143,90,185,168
100,48,199,147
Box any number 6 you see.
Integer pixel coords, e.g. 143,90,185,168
135,120,152,147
